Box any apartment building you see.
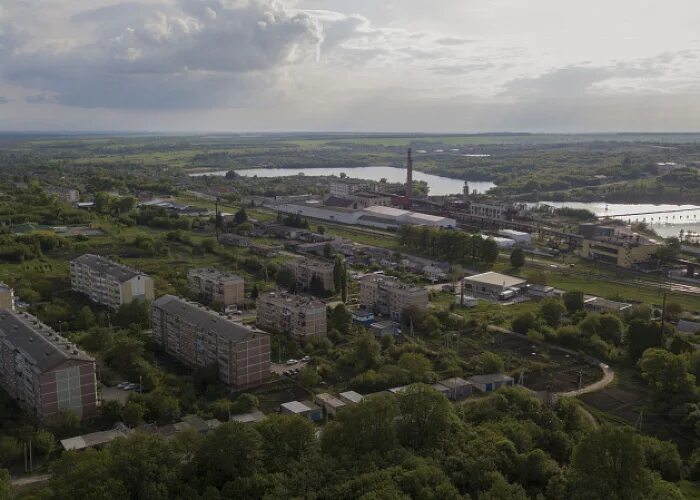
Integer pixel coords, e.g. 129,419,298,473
0,310,98,420
580,224,659,269
284,258,335,293
0,283,14,311
187,268,245,307
151,296,271,389
359,274,429,320
70,254,155,309
256,292,327,338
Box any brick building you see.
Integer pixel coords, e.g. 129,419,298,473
359,274,429,320
187,268,245,307
0,310,98,420
151,296,271,389
256,292,327,338
70,254,154,309
283,257,335,293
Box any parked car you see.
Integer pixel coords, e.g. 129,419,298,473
116,382,129,389
301,355,311,362
286,359,298,365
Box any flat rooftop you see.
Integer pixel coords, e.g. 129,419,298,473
71,254,146,283
153,295,267,343
188,267,244,283
465,271,526,288
258,292,325,309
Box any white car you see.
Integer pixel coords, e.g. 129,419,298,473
286,359,298,365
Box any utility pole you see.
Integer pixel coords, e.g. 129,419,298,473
635,408,644,432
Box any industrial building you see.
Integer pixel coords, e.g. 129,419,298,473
0,310,98,420
359,274,429,320
579,224,660,269
151,296,271,389
283,257,336,293
256,292,327,338
70,254,154,309
187,268,245,307
498,229,532,245
464,272,527,299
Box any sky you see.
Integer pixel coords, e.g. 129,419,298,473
1,0,699,132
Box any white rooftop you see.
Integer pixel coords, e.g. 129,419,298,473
281,401,312,413
339,391,364,403
465,271,526,288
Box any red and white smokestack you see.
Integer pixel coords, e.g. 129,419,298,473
406,147,413,202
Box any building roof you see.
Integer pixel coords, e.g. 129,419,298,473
258,292,326,310
230,409,266,424
465,271,526,288
677,320,700,334
498,229,530,237
71,254,146,283
439,377,472,389
360,274,426,293
324,196,356,208
286,257,335,271
0,310,94,372
153,295,267,343
468,373,515,385
188,268,244,284
315,393,347,409
339,391,364,404
60,427,130,451
583,296,632,312
281,401,312,413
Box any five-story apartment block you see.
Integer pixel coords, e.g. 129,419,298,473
70,254,154,309
359,274,429,320
187,268,245,307
256,292,327,338
0,310,98,420
284,258,335,293
151,296,271,389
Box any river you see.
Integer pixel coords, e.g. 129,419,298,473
189,165,495,196
535,201,700,239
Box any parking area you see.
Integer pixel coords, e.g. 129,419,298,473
270,357,310,376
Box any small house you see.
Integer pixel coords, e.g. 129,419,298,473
437,377,473,400
339,391,363,405
280,400,322,422
314,393,347,418
370,320,400,337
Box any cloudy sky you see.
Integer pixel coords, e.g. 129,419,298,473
1,0,699,132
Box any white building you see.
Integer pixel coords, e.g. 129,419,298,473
498,230,532,245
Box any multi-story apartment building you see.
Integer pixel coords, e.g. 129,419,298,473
359,274,429,320
256,292,327,338
151,296,271,389
284,258,335,293
0,283,14,311
187,268,245,307
579,224,660,269
70,254,155,309
0,310,98,420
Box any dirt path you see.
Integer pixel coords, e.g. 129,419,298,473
11,473,51,488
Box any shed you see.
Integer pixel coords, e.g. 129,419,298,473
230,409,266,424
468,373,515,393
314,393,347,418
437,377,473,400
339,391,364,404
370,320,400,337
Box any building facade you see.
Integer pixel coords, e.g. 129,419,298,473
580,225,659,269
151,296,271,389
70,254,154,309
187,268,245,307
0,310,98,420
359,274,429,320
284,258,336,293
256,292,327,338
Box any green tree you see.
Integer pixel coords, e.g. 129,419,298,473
398,353,433,382
540,298,566,327
511,311,536,335
298,366,320,388
351,333,382,371
625,319,663,361
44,410,81,439
510,248,525,269
50,448,128,500
309,274,326,296
122,401,147,427
0,469,11,500
233,207,248,225
0,437,21,468
474,351,505,374
255,414,316,472
194,423,262,487
480,472,528,500
599,314,624,344
568,426,650,500
396,384,457,452
640,436,682,481
250,283,259,300
578,312,601,338
480,238,499,265
33,429,56,459
563,291,584,313
639,348,695,401
75,305,96,330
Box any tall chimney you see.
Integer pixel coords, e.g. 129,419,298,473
406,148,413,203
